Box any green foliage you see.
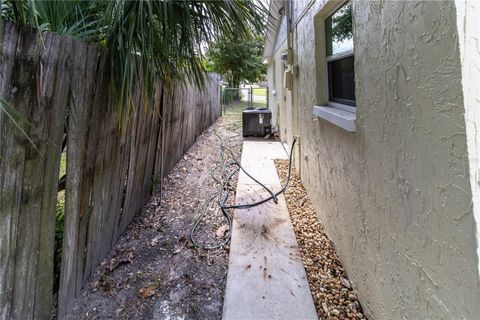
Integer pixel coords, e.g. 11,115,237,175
54,152,66,285
0,0,101,39
54,190,65,283
59,152,66,177
0,0,268,122
222,88,243,104
205,34,266,89
150,175,161,193
0,96,40,151
332,1,352,42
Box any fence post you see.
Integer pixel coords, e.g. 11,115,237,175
220,84,223,116
223,87,226,115
250,86,253,109
266,86,269,109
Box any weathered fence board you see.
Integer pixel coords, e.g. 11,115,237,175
158,77,220,176
0,22,20,320
0,26,70,319
34,31,72,320
58,40,96,317
8,26,43,319
0,22,220,319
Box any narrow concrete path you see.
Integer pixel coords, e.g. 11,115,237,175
223,140,318,320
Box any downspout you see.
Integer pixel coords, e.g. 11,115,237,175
286,0,292,50
285,0,301,175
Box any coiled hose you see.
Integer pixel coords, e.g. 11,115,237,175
190,133,297,249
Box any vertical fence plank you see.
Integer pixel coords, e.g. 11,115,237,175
0,26,68,319
9,27,43,319
74,44,101,295
115,90,140,240
57,39,96,318
34,31,71,320
104,117,129,250
0,22,19,320
81,54,110,281
111,122,132,243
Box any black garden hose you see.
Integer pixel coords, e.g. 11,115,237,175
190,132,297,249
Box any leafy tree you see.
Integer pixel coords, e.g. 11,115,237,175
332,1,352,42
205,34,266,90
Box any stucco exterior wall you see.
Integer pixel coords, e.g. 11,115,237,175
267,21,288,140
267,0,480,318
266,62,278,128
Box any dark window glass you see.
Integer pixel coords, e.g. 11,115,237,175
328,55,355,106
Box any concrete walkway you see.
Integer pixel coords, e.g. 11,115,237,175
222,140,318,320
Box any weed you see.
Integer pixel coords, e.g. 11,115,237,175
153,277,162,286
150,175,161,193
53,190,65,291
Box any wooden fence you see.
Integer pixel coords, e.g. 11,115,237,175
0,23,220,319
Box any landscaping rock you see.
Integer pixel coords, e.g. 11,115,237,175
275,160,366,320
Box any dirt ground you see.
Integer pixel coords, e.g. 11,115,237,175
66,110,244,320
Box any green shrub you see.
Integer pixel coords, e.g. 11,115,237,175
53,190,65,290
222,89,242,105
54,152,66,290
150,175,161,193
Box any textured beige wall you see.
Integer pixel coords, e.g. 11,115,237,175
266,60,277,126
267,39,288,140
278,0,480,318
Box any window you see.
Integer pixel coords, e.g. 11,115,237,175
312,1,356,132
325,1,355,107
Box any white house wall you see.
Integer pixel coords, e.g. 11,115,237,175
267,14,288,140
274,15,288,53
456,0,480,285
269,0,480,318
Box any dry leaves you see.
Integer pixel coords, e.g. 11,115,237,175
150,235,162,247
172,236,188,255
275,160,366,320
138,285,158,299
98,273,113,293
215,225,230,238
105,248,135,272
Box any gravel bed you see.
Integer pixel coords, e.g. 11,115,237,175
275,160,366,320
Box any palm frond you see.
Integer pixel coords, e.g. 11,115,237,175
102,0,267,120
0,0,268,123
0,97,39,152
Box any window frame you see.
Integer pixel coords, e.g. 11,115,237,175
324,1,355,110
312,0,356,132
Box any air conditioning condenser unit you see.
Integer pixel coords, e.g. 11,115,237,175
242,108,272,137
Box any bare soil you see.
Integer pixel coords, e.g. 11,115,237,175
275,160,366,320
66,114,243,320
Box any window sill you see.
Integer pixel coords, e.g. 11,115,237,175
313,105,356,132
